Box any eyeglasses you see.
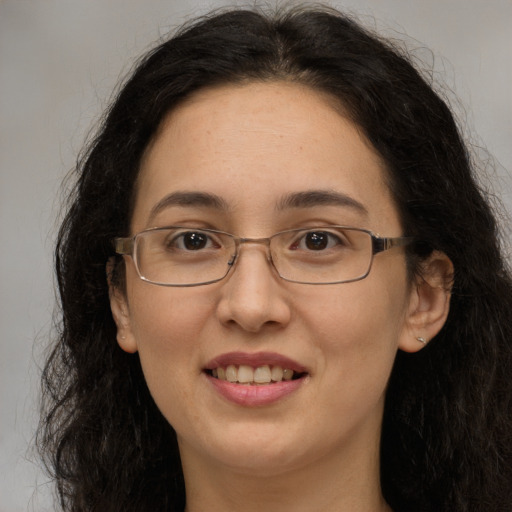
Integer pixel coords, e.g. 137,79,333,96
114,226,413,287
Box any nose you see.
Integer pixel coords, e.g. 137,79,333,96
215,242,292,333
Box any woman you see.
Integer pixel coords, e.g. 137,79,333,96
38,6,512,511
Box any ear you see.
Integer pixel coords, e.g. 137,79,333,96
399,251,454,353
107,258,138,353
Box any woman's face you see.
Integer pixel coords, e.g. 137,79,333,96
113,82,418,476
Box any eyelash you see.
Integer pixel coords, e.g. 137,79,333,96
290,230,346,251
165,231,220,251
164,228,349,252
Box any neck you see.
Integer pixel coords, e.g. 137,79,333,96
180,425,391,512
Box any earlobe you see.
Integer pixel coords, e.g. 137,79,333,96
107,259,138,354
399,251,454,353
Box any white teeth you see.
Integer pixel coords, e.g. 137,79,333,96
254,365,271,383
237,365,254,383
271,366,283,382
225,365,237,382
283,368,294,381
211,364,299,384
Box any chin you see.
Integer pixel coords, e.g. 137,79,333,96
177,419,332,476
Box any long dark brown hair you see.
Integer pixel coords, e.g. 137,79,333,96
39,6,512,511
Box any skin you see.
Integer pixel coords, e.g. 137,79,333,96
110,82,452,511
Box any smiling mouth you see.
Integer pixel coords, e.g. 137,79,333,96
205,365,306,385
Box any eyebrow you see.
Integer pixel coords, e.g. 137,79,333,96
147,188,368,223
276,190,368,215
147,191,230,222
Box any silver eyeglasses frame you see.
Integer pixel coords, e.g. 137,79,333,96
114,226,414,287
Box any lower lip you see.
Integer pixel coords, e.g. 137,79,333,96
205,373,306,407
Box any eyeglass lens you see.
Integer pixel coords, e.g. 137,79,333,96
133,227,374,286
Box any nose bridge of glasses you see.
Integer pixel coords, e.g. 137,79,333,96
239,236,271,246
229,236,273,267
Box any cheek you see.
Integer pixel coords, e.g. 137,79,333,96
305,282,406,347
126,287,218,427
130,282,211,338
128,286,213,380
298,265,410,385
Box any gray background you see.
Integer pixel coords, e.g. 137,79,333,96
1,1,510,510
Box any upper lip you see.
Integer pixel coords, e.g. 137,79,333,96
204,351,308,373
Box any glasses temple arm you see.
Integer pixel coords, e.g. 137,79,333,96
114,237,134,255
372,236,414,255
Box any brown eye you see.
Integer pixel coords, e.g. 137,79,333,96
168,231,214,251
182,232,208,250
304,232,330,250
288,229,350,253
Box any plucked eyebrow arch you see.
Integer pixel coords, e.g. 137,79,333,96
276,189,369,216
147,191,230,222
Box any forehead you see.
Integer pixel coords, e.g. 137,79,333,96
133,81,399,233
